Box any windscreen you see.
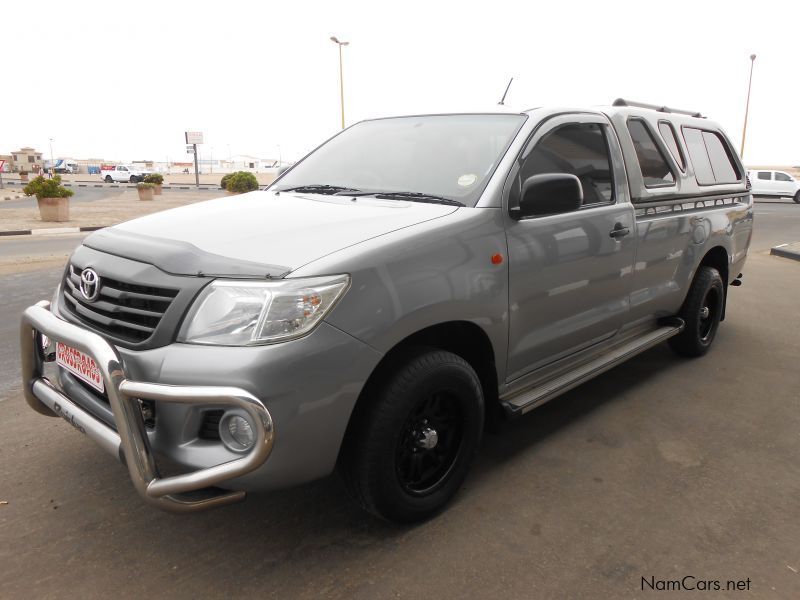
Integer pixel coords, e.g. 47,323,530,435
273,114,527,206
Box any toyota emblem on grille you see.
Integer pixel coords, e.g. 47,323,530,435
79,268,101,302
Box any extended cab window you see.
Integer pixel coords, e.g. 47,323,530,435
627,119,675,187
683,127,741,185
757,171,772,180
518,122,614,206
658,121,685,170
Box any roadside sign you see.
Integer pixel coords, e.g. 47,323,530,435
0,160,4,171
184,135,201,188
185,131,204,144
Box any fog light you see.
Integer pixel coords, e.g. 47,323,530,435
219,412,256,453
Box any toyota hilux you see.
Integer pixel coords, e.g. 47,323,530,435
21,99,753,522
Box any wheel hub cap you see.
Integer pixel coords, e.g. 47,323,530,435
416,427,439,450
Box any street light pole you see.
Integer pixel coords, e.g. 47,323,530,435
740,54,756,159
330,36,349,129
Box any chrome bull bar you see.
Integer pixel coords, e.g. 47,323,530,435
20,301,275,513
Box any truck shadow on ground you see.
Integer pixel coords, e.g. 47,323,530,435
475,342,681,468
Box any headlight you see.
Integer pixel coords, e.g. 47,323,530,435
178,274,350,346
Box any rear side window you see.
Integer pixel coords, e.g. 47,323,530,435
627,119,675,187
683,127,741,185
757,171,771,180
775,172,792,182
658,121,685,170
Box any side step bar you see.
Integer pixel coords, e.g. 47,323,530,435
501,322,684,417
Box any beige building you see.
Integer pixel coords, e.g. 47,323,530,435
10,147,43,171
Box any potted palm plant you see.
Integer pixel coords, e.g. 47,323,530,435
23,175,74,222
19,169,29,182
137,182,155,201
144,173,164,195
224,171,259,195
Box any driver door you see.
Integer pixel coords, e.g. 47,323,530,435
774,172,795,196
504,114,636,382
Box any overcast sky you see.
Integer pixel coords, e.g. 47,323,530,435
2,0,798,166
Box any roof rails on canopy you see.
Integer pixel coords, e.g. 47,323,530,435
613,98,705,119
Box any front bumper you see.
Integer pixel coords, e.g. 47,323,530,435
20,301,275,513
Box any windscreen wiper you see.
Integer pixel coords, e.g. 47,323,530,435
374,192,465,207
342,191,465,207
279,184,361,195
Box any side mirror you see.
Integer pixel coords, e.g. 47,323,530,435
512,173,583,219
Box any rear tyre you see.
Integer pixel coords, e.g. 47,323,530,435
104,175,113,183
668,266,724,357
794,190,800,204
340,348,484,523
129,176,138,183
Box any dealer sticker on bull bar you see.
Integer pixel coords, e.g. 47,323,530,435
56,342,105,393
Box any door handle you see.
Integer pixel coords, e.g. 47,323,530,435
609,223,630,238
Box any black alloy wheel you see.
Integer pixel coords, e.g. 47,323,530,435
698,287,721,344
396,390,465,496
669,266,724,357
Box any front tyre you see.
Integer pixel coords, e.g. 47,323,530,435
340,349,484,523
794,190,800,204
668,266,724,357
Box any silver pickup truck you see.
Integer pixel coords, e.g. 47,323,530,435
20,99,753,522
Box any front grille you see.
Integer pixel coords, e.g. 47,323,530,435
63,264,178,343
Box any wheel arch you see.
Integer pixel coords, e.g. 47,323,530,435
339,321,500,459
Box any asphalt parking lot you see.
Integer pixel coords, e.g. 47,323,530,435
1,201,799,598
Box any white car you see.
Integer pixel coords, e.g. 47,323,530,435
101,165,153,183
748,169,800,203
